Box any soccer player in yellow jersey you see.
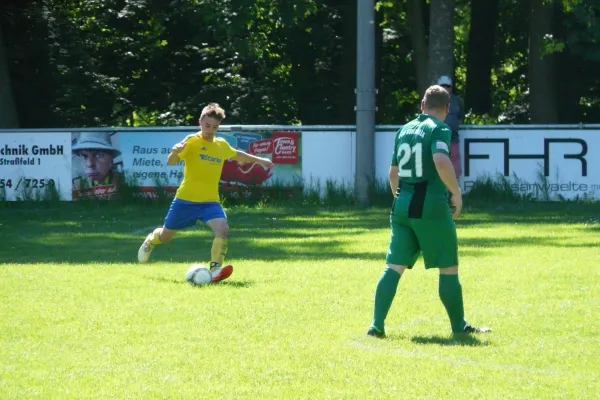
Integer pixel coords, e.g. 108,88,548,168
137,103,274,283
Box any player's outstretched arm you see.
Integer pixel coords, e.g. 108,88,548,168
433,153,462,218
167,142,186,166
388,166,399,197
234,150,274,169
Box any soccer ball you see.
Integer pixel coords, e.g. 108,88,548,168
186,264,213,286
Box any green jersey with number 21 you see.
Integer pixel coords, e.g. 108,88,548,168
391,114,453,219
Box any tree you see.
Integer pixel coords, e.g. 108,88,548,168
428,0,455,85
4,0,600,127
406,0,429,96
557,1,600,123
528,0,559,123
465,0,499,115
0,18,18,128
326,0,357,124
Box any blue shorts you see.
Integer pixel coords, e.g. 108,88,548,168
164,199,227,230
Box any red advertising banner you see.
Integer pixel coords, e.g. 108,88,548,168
249,139,273,155
272,132,300,164
73,184,118,200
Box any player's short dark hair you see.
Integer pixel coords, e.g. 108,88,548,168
422,85,451,110
200,103,226,122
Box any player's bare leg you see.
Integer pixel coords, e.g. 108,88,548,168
137,227,176,263
206,218,233,282
368,264,407,338
439,266,491,335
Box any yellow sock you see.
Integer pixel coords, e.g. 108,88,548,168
210,237,228,267
149,228,162,245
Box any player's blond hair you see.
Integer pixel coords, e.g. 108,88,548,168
200,103,226,122
422,85,451,111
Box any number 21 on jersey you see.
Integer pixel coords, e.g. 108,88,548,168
397,143,423,178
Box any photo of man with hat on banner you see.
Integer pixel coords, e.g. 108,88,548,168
71,131,123,199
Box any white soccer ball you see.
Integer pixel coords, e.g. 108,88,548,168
186,264,213,286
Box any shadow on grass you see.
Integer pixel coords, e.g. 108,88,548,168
1,204,390,235
0,231,494,264
459,202,600,226
0,206,391,264
410,334,490,347
147,276,254,288
1,202,597,264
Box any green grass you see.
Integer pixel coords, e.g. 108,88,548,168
1,202,599,399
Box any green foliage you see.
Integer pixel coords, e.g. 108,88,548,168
462,112,499,125
377,0,422,123
3,0,600,126
563,2,600,63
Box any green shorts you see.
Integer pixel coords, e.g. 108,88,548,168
385,213,458,269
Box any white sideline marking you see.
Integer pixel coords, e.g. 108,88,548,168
350,341,592,379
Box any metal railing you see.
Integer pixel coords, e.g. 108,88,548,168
2,123,600,133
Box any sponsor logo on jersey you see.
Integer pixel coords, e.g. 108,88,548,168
199,154,222,163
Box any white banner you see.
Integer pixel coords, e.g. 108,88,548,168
0,133,72,201
117,131,189,188
302,131,355,193
374,128,600,200
1,127,599,201
460,129,600,200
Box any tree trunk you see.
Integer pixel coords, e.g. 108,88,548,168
528,0,558,123
553,3,583,123
375,5,383,124
406,0,429,97
465,0,499,115
287,26,320,124
428,0,455,87
0,18,19,128
339,0,357,124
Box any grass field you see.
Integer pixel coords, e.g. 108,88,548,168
1,201,599,399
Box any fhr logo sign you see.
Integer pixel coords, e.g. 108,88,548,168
460,129,600,199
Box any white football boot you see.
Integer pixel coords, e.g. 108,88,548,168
137,232,155,263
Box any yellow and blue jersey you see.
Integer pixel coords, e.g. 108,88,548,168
175,134,237,203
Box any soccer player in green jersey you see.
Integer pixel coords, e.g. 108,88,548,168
368,85,491,338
